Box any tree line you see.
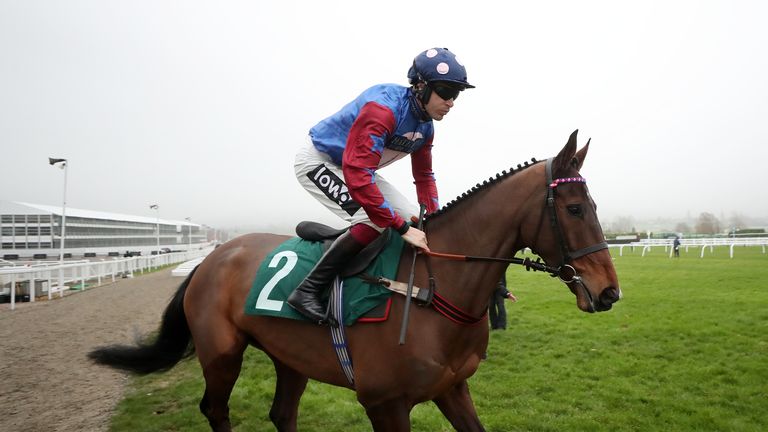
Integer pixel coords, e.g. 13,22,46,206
605,212,765,236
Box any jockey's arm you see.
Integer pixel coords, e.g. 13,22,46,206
411,139,439,214
342,102,407,232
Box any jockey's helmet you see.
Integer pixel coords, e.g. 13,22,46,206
407,47,475,90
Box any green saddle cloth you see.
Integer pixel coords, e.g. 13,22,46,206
244,234,404,326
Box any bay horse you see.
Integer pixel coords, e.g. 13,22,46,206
89,130,620,431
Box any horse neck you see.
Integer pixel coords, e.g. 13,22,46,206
423,164,544,318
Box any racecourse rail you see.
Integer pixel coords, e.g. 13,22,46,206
612,237,768,258
3,238,766,311
0,247,213,311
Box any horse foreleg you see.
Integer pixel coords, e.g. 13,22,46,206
364,398,412,432
432,379,485,432
269,358,309,432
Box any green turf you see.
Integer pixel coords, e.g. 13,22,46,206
109,246,768,431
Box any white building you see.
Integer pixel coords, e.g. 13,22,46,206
0,201,207,260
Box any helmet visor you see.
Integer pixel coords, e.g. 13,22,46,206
430,83,462,101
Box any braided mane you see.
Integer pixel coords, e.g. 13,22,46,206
425,157,541,221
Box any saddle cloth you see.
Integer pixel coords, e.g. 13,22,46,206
244,234,404,326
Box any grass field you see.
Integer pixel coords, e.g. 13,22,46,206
110,246,767,431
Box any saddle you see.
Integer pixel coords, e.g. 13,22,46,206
295,221,392,278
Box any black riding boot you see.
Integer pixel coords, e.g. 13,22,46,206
287,231,366,325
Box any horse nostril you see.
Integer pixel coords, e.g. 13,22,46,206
600,287,620,304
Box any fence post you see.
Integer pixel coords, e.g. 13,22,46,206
58,262,64,298
10,273,16,311
47,269,53,300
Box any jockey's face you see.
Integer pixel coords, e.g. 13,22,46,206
425,85,456,121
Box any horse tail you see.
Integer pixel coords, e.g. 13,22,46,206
88,266,198,374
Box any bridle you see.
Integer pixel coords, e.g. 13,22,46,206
419,158,609,319
542,157,608,283
540,158,608,311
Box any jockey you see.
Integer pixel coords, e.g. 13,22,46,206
289,47,475,325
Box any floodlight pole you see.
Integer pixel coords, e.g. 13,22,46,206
48,157,68,298
150,204,159,264
185,217,192,252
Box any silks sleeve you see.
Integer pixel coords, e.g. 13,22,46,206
411,137,439,214
342,102,407,231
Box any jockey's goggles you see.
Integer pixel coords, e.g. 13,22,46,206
430,83,462,101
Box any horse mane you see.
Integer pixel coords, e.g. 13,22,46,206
425,157,541,221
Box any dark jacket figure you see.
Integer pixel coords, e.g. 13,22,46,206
673,236,681,258
489,276,516,330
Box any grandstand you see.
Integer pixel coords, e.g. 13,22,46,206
0,200,208,260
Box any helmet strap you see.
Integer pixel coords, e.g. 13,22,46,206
409,85,431,121
420,85,432,105
412,81,431,105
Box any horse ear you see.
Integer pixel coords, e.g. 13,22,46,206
553,129,578,173
571,138,590,171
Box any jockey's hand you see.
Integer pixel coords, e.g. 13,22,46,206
402,226,430,252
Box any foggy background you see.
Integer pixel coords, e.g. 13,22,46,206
2,1,766,235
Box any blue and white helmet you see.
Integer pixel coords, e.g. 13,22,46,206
407,47,475,89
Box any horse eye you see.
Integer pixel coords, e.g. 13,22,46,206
566,204,583,218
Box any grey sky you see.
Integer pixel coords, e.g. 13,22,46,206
2,1,766,234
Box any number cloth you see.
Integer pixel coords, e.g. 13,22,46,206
244,235,404,325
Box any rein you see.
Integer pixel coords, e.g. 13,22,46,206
423,250,564,279
419,158,609,322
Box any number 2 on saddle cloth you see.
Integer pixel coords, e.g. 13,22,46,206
244,227,405,326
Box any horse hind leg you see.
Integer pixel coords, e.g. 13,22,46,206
196,331,248,432
432,379,485,432
268,357,309,432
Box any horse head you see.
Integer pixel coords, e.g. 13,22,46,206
524,130,621,313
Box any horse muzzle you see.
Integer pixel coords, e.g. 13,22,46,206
596,286,621,311
570,278,621,313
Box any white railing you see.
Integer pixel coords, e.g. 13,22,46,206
0,248,213,311
171,257,206,277
611,237,768,258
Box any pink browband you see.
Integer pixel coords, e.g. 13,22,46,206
549,177,586,188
